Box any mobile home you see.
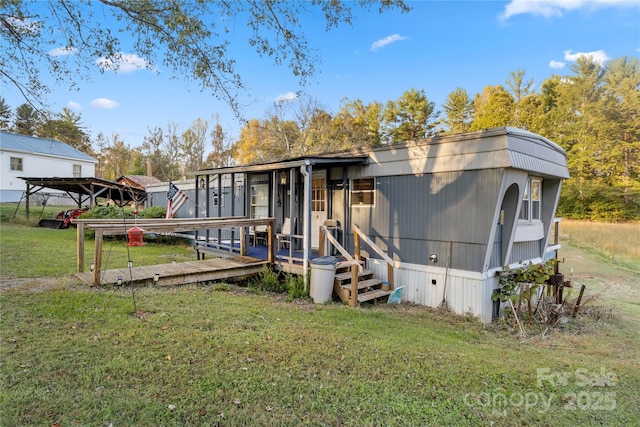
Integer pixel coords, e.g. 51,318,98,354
153,127,569,322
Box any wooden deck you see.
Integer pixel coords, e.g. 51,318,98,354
75,256,267,287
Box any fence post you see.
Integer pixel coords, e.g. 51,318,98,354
77,222,85,272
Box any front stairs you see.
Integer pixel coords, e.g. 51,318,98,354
332,260,393,305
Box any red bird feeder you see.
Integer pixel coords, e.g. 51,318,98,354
127,226,145,246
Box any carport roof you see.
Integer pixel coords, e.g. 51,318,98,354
20,177,147,204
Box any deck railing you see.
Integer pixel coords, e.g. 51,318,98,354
319,223,395,307
319,225,362,307
74,217,275,286
352,224,395,293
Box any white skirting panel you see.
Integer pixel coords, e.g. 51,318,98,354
366,258,499,323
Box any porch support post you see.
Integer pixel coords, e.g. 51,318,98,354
77,222,85,272
217,174,223,247
300,162,312,290
288,168,296,262
25,183,30,221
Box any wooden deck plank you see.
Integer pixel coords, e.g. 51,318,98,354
75,256,267,287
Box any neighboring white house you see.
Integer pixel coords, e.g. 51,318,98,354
0,131,97,203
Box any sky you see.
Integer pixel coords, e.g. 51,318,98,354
2,0,639,152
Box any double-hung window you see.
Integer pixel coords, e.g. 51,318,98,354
519,178,541,222
10,157,23,171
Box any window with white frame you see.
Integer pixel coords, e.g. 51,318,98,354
351,178,375,207
73,164,82,177
519,178,541,221
10,157,23,171
250,184,269,219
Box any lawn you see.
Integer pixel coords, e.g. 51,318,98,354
1,211,639,426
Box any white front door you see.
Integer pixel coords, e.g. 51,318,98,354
311,170,327,249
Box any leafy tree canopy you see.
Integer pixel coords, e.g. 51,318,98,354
0,0,408,116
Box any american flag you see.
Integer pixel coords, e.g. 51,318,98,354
166,181,188,219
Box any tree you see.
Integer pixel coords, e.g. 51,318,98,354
140,126,170,181
232,119,270,165
469,85,514,131
93,133,108,179
441,87,473,134
544,55,640,220
505,69,534,128
332,98,383,148
98,134,131,180
603,56,640,185
38,107,92,154
1,1,409,116
180,118,208,174
13,103,41,135
0,97,11,130
164,122,184,180
205,118,232,169
382,88,439,143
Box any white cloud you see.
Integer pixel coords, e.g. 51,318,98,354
370,34,408,51
274,92,298,103
49,46,77,57
95,53,150,74
89,98,119,109
67,101,81,110
549,60,566,69
5,16,39,36
564,49,610,64
500,0,636,20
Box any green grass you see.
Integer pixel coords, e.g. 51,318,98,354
1,206,196,278
1,207,639,426
560,220,640,271
2,287,639,426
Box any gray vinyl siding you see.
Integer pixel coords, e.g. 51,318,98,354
509,240,542,264
349,169,504,272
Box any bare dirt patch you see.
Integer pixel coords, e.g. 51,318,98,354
0,275,81,293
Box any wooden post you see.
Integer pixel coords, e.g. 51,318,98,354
572,285,586,318
77,222,85,272
387,263,394,291
240,226,247,256
354,231,361,261
319,227,326,257
267,221,275,264
93,230,103,286
350,264,359,308
25,184,30,221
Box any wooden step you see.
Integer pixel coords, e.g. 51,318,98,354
358,289,393,303
340,278,383,292
334,269,373,282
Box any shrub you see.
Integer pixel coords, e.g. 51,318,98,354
286,273,307,300
138,206,166,219
249,265,287,293
79,206,134,220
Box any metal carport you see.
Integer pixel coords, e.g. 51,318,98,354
19,177,147,220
